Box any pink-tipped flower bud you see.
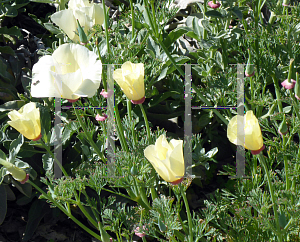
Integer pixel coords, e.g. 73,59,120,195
208,1,221,8
100,89,113,98
134,226,148,238
96,113,107,121
281,79,296,89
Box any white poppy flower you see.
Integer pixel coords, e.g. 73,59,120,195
31,43,102,100
51,0,104,42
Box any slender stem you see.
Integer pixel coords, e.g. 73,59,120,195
73,105,106,162
102,0,110,55
150,187,158,201
28,180,102,240
127,99,137,147
283,155,290,190
179,183,193,242
129,0,135,40
96,43,107,91
257,153,282,241
150,0,158,37
39,139,68,177
271,74,283,113
139,104,152,144
74,192,98,228
114,102,129,152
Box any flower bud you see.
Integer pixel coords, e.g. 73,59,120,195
282,59,296,89
134,225,148,238
208,1,221,8
245,49,255,77
95,113,107,121
130,163,138,176
278,115,288,136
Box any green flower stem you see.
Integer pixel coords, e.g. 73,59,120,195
127,99,137,146
39,139,68,177
96,43,107,91
177,206,189,235
129,0,135,40
114,102,129,152
270,74,283,113
27,180,102,240
283,155,290,190
134,178,151,210
102,0,110,55
287,59,294,83
73,105,106,162
250,76,254,102
257,153,282,241
179,183,193,242
138,104,152,144
150,0,158,37
144,0,158,38
74,192,98,228
203,0,207,39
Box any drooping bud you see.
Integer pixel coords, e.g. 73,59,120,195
245,49,255,77
278,114,288,136
77,19,88,45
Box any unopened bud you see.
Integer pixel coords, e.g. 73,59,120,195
278,114,288,136
245,49,255,77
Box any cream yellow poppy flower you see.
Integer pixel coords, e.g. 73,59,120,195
113,61,145,104
227,110,265,154
144,134,184,184
8,102,41,141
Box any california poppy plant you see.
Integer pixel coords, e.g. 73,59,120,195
144,134,184,184
0,157,29,184
8,102,42,141
113,61,145,104
227,110,265,155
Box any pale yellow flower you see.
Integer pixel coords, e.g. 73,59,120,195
51,0,104,42
113,61,145,104
8,102,41,141
144,134,184,184
31,43,102,101
227,110,264,154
